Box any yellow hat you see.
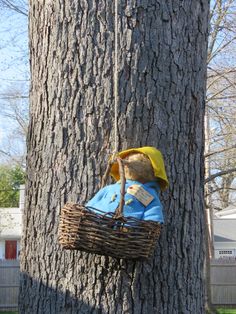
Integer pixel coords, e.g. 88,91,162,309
110,146,169,191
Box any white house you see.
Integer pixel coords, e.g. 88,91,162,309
0,185,24,260
213,218,236,259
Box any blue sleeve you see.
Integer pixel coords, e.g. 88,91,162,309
86,186,108,208
142,197,164,223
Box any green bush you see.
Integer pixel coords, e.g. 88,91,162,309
0,165,25,207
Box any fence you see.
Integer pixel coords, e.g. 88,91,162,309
1,258,236,309
211,259,236,305
0,259,19,311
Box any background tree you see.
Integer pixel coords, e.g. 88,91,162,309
206,0,236,210
0,0,28,166
19,1,209,313
0,84,28,167
0,165,25,207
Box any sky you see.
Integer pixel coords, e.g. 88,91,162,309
0,3,29,164
0,4,28,82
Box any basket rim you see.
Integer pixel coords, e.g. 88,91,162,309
63,203,163,226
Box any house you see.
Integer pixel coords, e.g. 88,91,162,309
213,218,236,258
214,205,236,219
0,185,24,260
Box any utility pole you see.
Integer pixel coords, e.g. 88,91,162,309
204,106,215,313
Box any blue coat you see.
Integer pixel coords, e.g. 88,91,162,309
86,180,164,223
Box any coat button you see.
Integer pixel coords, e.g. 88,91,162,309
125,199,133,205
110,193,117,202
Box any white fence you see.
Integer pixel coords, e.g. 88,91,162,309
0,259,19,311
1,258,235,309
211,259,236,305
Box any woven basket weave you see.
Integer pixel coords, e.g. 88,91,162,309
58,158,162,259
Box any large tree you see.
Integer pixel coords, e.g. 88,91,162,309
19,1,209,313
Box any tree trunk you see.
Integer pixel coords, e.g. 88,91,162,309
19,1,209,313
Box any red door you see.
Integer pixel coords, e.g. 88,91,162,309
5,240,17,259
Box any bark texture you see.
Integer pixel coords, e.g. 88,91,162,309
19,1,209,313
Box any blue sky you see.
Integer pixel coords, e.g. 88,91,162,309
0,4,28,162
0,5,28,80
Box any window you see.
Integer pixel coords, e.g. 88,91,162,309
5,240,17,259
219,250,233,255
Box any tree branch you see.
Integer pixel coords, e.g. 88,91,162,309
205,187,236,197
0,0,28,16
205,144,236,158
205,168,236,184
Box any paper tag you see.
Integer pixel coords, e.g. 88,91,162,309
127,185,154,207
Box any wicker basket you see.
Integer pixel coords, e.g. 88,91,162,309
58,158,162,259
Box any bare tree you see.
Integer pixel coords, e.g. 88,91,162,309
0,85,28,167
206,0,236,210
0,0,29,166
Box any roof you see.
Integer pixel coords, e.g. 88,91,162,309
215,205,236,218
213,219,236,242
0,207,22,238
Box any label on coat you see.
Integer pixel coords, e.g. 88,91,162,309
127,185,154,207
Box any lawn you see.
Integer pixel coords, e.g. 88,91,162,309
217,309,236,314
0,312,18,314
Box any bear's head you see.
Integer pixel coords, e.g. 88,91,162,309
123,153,156,183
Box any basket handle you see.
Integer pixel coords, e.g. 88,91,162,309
114,157,126,218
100,160,113,189
100,157,126,219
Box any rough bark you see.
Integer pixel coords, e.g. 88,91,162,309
19,1,209,313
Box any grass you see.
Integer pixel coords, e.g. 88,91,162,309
0,312,18,314
216,309,236,314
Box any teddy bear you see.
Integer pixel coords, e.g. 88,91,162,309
86,146,168,223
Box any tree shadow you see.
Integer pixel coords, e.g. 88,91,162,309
19,270,108,314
